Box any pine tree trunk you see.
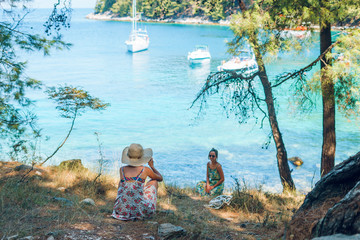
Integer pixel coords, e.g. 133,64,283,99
237,0,246,12
320,20,336,177
252,39,295,191
260,71,295,191
238,0,295,191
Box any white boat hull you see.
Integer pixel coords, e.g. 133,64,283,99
217,58,258,75
125,34,149,53
280,30,311,39
188,57,211,65
187,45,211,65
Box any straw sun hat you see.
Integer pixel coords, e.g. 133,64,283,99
121,143,153,166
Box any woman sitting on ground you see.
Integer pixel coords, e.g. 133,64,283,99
196,148,225,196
112,143,163,220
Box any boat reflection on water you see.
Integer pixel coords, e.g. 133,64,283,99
188,60,211,83
130,50,150,82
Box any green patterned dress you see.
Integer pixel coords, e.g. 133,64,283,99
196,164,224,196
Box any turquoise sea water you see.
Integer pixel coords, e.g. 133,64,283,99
13,9,360,192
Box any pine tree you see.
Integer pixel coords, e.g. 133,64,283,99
191,0,312,192
274,0,360,177
0,1,72,160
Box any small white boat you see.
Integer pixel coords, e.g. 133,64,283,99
125,0,149,53
187,45,211,65
280,30,311,39
217,50,258,75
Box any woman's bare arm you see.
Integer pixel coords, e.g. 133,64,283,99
146,158,163,181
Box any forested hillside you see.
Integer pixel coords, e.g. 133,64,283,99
94,0,240,21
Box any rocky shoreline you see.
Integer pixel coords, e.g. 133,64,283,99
85,12,358,31
86,12,231,26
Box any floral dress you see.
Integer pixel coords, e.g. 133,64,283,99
112,167,157,220
196,164,224,196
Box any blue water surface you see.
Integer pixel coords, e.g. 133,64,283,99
12,8,360,192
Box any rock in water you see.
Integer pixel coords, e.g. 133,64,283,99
158,223,186,240
288,156,304,166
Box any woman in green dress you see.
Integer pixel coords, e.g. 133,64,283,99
196,148,225,196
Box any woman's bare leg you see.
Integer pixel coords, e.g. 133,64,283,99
145,180,159,190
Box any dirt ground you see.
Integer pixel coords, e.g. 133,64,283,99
0,161,303,240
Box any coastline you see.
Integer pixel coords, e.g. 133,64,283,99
86,12,231,26
85,12,357,30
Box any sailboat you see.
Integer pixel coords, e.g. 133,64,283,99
125,0,149,53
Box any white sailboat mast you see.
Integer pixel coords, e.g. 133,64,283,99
132,0,137,32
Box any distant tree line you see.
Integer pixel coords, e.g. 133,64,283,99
94,0,240,21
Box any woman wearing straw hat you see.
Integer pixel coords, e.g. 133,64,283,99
112,143,163,220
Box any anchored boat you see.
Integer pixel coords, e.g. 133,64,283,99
217,49,258,75
125,0,149,53
187,45,211,65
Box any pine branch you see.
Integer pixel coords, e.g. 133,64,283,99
190,70,259,108
40,108,77,166
272,39,340,88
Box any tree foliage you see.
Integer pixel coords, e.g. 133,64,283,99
0,1,72,160
109,0,132,16
38,86,109,166
96,0,239,21
46,86,109,119
272,0,360,114
1,1,110,163
299,31,360,117
192,71,260,125
191,0,317,192
272,0,360,176
331,33,360,117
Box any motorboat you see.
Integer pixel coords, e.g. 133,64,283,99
187,45,211,65
125,0,149,53
217,50,258,75
280,30,311,39
280,26,311,39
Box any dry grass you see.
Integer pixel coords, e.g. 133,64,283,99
0,161,305,239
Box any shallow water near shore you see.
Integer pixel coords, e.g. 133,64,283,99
13,8,360,192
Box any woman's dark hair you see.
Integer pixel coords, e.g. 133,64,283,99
209,148,218,158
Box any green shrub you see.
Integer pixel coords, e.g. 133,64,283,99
228,177,265,213
58,159,86,171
